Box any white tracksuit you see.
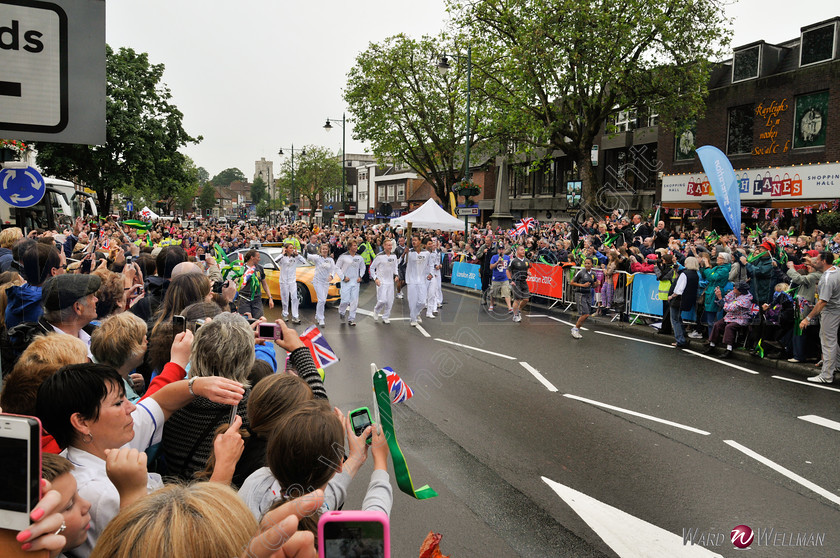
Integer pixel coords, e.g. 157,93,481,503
370,253,399,319
426,249,442,316
277,253,308,319
405,249,433,322
336,252,365,320
307,253,341,323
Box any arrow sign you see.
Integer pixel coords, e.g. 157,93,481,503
542,477,724,557
0,166,47,208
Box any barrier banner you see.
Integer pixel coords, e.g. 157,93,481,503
526,263,564,299
629,273,663,317
450,261,482,291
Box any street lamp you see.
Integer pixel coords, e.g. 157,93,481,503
278,145,305,224
437,45,472,237
323,113,346,205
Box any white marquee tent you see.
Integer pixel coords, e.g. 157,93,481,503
390,198,466,231
138,206,160,220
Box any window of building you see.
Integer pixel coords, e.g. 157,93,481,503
358,191,367,200
377,185,385,202
509,165,527,198
793,91,829,149
800,23,836,67
732,45,760,82
396,183,405,200
613,109,637,132
727,105,754,155
520,168,533,196
386,184,395,201
674,122,696,161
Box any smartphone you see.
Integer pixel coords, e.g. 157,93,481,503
0,415,41,531
198,253,206,261
349,407,372,444
126,255,133,265
257,323,283,341
172,315,187,335
318,511,390,558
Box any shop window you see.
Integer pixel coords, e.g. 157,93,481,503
793,91,829,149
727,105,753,155
674,122,696,161
800,23,836,67
732,46,760,82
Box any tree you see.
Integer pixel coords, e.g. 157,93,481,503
256,200,269,218
211,167,245,187
34,46,201,214
251,176,267,206
449,0,731,213
344,33,492,211
198,183,216,214
197,166,210,185
276,145,341,212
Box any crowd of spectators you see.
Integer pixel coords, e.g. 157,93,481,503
2,208,840,555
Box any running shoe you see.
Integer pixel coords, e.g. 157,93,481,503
571,328,583,339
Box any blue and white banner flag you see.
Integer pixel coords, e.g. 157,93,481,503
696,145,741,245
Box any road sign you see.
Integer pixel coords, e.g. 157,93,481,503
0,165,46,207
126,200,134,212
456,207,479,216
0,0,105,144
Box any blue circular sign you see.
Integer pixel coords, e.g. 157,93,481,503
0,166,46,208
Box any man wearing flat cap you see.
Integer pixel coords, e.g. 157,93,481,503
41,274,101,348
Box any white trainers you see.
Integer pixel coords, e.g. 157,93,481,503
512,314,521,323
807,374,833,384
410,321,417,327
571,328,583,339
382,317,390,324
318,320,325,326
688,331,703,339
396,292,404,299
417,316,422,323
372,312,380,322
426,314,435,319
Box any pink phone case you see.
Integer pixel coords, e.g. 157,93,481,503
318,510,390,558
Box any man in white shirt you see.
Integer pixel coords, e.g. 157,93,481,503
425,238,442,318
370,239,399,324
277,243,308,324
336,240,365,326
405,235,433,327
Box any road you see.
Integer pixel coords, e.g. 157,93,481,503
263,283,840,557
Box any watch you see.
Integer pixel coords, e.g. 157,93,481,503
188,377,198,396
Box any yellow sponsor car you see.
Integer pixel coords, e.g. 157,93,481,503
230,248,340,306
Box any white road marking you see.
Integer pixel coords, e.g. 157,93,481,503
594,330,675,348
527,314,547,318
723,440,840,506
415,324,431,338
681,349,759,374
563,394,711,435
546,316,588,330
798,414,840,432
355,308,374,316
542,477,724,558
519,362,558,392
772,375,840,392
434,338,516,360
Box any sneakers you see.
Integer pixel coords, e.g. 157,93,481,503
339,312,346,322
416,316,422,323
508,308,514,314
283,314,290,322
373,312,380,322
318,320,325,326
512,314,521,323
410,321,417,327
787,358,800,363
488,305,494,311
688,331,704,339
426,314,435,319
571,327,582,339
807,375,833,384
348,320,356,326
396,292,404,299
292,318,301,324
382,317,390,324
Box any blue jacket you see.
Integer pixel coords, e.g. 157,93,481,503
0,247,13,272
5,284,43,330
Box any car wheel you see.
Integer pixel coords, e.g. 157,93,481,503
296,282,311,307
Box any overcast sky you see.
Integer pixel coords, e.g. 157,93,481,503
105,0,838,181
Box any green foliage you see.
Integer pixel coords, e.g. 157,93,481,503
211,167,245,187
251,176,267,206
817,211,840,233
34,45,200,214
197,167,210,185
198,183,217,212
448,0,731,204
256,200,269,218
276,145,341,211
344,33,492,205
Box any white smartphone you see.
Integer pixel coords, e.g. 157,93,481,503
0,415,41,531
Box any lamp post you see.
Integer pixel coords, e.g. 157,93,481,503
437,45,472,238
323,113,346,206
278,145,304,225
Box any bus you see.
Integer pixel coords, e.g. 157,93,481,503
0,177,98,233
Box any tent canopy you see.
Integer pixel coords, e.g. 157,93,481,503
138,206,160,220
390,199,465,231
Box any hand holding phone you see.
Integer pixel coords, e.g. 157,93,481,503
318,510,390,558
349,407,373,445
0,415,41,531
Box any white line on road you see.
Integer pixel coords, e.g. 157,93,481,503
355,308,374,316
414,324,431,338
798,415,840,432
563,394,711,435
434,338,516,360
681,349,760,374
594,330,675,348
546,316,588,330
541,477,724,558
723,440,840,506
772,375,840,392
519,362,558,392
527,314,547,318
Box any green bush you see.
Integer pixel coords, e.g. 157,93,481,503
816,211,840,233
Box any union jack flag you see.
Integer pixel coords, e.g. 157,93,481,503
777,236,791,246
804,206,813,215
300,326,339,369
751,208,760,218
764,208,772,219
522,217,537,229
819,202,829,211
382,366,413,403
791,207,800,217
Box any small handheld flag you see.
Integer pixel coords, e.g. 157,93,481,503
299,326,339,369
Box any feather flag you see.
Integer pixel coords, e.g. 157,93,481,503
382,366,414,403
299,326,339,369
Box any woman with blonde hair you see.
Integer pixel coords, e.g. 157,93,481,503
90,312,148,401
